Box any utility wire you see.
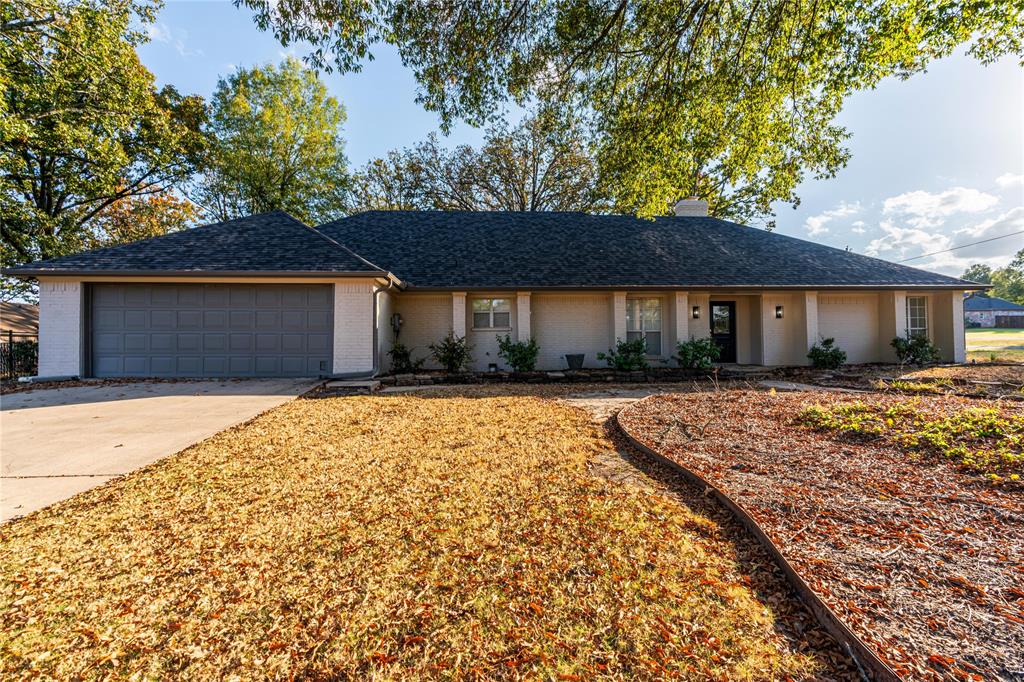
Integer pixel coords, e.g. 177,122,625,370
897,229,1024,262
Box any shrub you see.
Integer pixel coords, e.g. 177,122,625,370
429,333,473,372
675,336,720,369
891,335,941,366
598,337,649,370
387,342,425,374
807,337,847,369
496,335,540,372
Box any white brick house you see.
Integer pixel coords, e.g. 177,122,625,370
4,203,980,379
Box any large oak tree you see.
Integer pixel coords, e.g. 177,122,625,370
349,109,605,213
238,0,1023,225
193,57,350,225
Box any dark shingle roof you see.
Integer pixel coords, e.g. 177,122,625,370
3,211,383,276
964,294,1024,311
318,211,974,289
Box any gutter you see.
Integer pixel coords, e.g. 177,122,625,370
0,269,391,278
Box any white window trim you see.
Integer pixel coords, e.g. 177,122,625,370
906,295,929,339
471,298,513,331
626,297,664,356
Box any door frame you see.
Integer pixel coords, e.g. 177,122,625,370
709,300,738,363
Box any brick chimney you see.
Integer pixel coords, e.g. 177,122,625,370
673,197,709,217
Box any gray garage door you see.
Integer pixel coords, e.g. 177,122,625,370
90,284,333,378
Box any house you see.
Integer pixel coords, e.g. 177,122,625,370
2,201,978,379
0,302,39,336
963,293,1024,328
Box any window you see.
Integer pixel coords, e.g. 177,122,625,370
906,296,928,338
626,298,662,355
472,298,511,329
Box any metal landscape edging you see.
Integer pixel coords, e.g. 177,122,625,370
615,397,902,682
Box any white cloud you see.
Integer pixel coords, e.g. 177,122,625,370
955,205,1024,239
145,22,202,58
804,201,861,237
851,220,867,235
995,173,1024,189
146,23,172,43
865,219,950,258
882,186,998,228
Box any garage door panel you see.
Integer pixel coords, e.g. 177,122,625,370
124,334,148,352
91,284,332,378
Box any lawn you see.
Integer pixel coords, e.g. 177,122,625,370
0,392,849,680
966,328,1024,363
619,391,1024,681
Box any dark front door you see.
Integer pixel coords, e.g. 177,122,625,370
710,301,737,363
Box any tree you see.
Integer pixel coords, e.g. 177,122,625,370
0,0,206,267
990,249,1024,305
194,58,349,225
89,190,201,248
238,0,1022,224
961,263,993,285
349,109,605,213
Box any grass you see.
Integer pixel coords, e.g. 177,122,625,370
0,394,824,680
799,400,1023,482
966,328,1024,363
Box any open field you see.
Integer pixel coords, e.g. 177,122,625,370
0,390,851,680
967,328,1024,363
619,391,1024,681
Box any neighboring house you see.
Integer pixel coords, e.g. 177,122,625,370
0,302,39,336
963,293,1024,328
2,201,980,379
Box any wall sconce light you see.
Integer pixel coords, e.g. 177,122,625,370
692,305,700,319
775,305,784,319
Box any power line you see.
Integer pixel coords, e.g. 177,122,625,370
897,229,1024,263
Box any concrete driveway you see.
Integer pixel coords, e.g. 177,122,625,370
0,379,319,522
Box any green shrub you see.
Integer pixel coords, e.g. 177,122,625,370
387,342,425,373
429,333,473,372
675,336,720,369
598,337,649,370
496,335,539,372
891,335,941,365
807,337,847,369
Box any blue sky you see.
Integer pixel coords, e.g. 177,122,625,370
141,1,1024,277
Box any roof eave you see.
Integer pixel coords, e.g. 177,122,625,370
398,282,986,292
1,268,389,279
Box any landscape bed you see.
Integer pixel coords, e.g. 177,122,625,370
618,390,1024,681
0,391,854,680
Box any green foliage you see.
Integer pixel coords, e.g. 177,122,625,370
496,335,540,372
799,401,1023,481
807,337,847,369
1,0,205,298
238,0,1022,226
598,338,649,371
428,332,473,373
880,378,953,394
195,57,349,224
891,335,941,366
349,108,604,213
960,263,993,285
387,342,425,374
674,336,720,369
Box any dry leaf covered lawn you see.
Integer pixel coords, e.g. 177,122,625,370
1,393,833,680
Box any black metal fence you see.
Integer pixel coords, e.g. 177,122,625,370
1,331,38,379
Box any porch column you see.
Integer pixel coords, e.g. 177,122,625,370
951,292,966,363
516,292,531,341
612,291,627,345
932,291,966,363
877,291,907,362
804,291,819,364
673,291,690,345
452,292,467,337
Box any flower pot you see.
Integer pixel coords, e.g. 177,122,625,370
565,354,585,370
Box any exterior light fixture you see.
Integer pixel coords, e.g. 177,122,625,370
692,305,700,319
775,305,784,319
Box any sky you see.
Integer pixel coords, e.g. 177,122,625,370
140,1,1024,277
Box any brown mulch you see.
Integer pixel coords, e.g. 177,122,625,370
774,364,1024,400
618,390,1024,682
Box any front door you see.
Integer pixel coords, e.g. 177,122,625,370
710,301,737,363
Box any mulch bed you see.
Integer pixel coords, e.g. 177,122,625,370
618,390,1024,681
774,364,1024,400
